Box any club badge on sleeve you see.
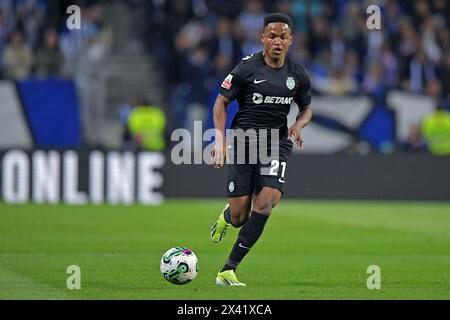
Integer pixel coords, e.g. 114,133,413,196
221,74,233,89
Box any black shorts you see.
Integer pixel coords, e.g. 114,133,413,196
226,138,293,197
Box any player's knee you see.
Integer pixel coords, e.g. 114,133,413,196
232,216,247,228
254,200,276,216
233,213,249,227
230,208,250,227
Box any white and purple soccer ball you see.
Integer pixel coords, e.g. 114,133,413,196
160,247,198,285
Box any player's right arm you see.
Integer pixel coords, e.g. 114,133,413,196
211,60,248,168
211,94,231,168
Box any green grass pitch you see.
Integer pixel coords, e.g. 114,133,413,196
0,200,449,299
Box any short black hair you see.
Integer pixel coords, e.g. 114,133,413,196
263,13,293,30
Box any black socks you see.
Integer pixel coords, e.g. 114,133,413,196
221,211,269,272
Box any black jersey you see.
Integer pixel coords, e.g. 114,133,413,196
219,51,311,138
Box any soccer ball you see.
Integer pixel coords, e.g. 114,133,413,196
160,247,198,285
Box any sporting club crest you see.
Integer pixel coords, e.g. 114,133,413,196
286,77,295,90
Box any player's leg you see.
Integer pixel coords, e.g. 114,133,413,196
217,140,292,285
219,188,281,268
211,164,253,243
216,188,280,286
214,196,254,286
252,187,282,216
227,196,252,227
211,196,251,243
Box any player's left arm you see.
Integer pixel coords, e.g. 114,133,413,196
289,67,312,150
288,106,312,150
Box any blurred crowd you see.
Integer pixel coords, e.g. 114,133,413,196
0,0,113,148
0,0,449,154
147,0,450,123
0,0,112,80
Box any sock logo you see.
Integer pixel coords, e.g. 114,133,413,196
238,243,251,250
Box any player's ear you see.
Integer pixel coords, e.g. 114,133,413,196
287,29,293,45
260,32,265,43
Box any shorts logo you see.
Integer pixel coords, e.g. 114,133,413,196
228,182,235,192
221,74,233,89
286,77,295,90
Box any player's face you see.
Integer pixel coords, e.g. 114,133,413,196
261,22,293,60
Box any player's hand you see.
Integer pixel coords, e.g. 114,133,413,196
288,124,304,150
211,142,227,168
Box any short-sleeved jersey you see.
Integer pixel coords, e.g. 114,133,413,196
220,51,311,139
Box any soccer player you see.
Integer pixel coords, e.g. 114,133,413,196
210,13,312,286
